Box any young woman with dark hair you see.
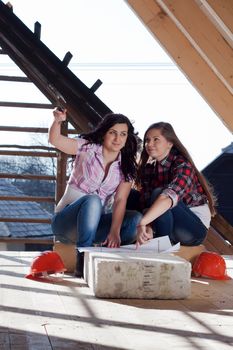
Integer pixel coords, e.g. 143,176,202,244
49,109,142,277
132,122,216,248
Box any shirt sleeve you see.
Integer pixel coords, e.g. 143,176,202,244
76,137,88,150
162,160,196,207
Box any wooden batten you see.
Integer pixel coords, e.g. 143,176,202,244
0,195,54,202
0,101,53,109
0,237,53,244
0,125,77,134
0,173,55,180
0,217,51,223
0,150,57,157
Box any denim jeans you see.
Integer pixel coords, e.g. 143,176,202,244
51,194,142,248
127,188,208,246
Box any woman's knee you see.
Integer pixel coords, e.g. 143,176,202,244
128,210,143,224
51,214,76,244
171,228,207,246
83,194,102,211
78,195,102,233
51,214,63,234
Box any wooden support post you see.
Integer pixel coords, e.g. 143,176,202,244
55,121,68,204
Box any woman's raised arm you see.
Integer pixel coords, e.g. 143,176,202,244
48,108,78,155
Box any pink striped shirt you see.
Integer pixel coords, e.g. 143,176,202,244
68,138,125,205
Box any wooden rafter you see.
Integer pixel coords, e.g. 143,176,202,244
125,0,233,132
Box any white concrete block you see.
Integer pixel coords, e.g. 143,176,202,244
84,251,129,286
85,252,191,299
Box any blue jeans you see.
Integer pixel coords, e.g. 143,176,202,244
51,194,142,248
127,188,208,246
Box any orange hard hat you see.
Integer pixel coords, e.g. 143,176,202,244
192,251,231,280
25,251,66,281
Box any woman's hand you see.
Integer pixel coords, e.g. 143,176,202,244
53,107,67,123
103,232,121,248
136,225,151,248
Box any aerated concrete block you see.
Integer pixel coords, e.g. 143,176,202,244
84,252,191,299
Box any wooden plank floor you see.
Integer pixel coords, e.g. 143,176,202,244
0,251,233,350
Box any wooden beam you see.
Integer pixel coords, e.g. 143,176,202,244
0,217,51,223
0,195,55,202
126,0,233,132
0,150,57,157
62,51,73,66
0,237,53,244
0,126,78,134
0,126,48,133
204,226,233,254
90,79,103,93
211,214,233,245
0,144,54,151
0,172,55,180
202,0,233,36
0,1,110,130
0,75,30,82
34,21,41,40
0,101,53,109
55,121,68,204
157,0,233,93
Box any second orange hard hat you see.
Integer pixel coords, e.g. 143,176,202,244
192,251,231,280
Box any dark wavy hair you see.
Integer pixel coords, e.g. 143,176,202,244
81,113,139,181
136,122,216,216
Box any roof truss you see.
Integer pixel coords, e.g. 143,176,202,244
0,0,112,132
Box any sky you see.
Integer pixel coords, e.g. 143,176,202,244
0,0,232,169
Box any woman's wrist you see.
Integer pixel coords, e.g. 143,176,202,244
136,223,147,228
54,118,63,125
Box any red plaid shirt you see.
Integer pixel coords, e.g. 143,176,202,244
140,148,208,208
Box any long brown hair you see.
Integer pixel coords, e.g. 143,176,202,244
137,122,216,216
